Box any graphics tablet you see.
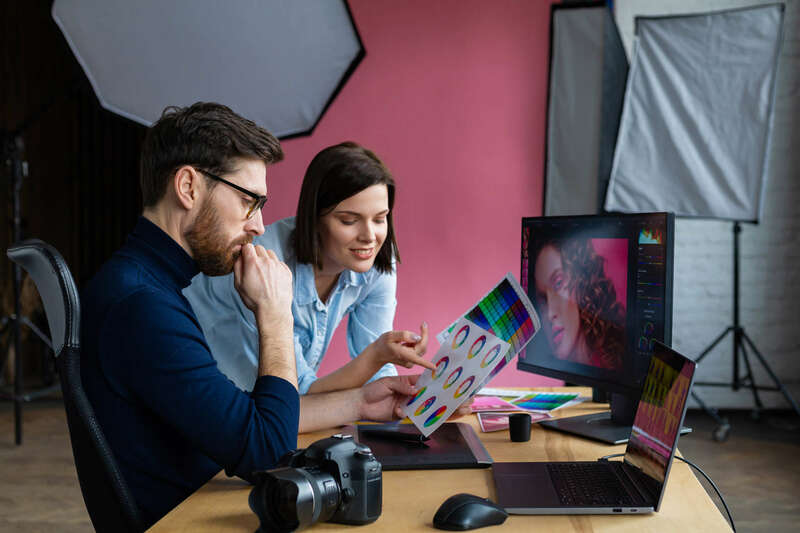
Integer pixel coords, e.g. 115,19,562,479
346,422,492,470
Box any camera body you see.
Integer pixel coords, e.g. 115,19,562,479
250,434,382,531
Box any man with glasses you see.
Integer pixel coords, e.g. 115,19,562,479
80,102,419,529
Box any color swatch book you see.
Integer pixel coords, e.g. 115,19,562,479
509,392,585,413
404,317,510,437
436,273,541,379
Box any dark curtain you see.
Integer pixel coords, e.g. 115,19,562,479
1,1,144,293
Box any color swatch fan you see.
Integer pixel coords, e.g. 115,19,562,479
404,318,510,436
437,273,541,386
408,274,541,436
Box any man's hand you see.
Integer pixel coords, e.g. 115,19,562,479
233,244,293,328
365,322,435,371
358,375,419,422
234,243,296,386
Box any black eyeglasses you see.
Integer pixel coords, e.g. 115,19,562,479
196,168,267,219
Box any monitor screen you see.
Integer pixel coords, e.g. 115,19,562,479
518,212,674,396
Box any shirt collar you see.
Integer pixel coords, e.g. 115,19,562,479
124,216,199,289
294,263,369,306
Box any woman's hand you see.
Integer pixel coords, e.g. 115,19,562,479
366,322,436,372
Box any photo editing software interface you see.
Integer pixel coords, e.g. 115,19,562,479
518,212,674,394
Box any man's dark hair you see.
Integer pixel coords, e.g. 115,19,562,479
139,102,284,207
293,142,399,274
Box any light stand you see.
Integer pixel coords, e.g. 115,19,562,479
1,131,57,445
691,222,800,441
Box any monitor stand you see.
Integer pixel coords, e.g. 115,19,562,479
540,411,632,445
539,393,692,445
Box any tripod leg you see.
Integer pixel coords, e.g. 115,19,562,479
695,326,734,363
691,391,730,442
741,331,800,417
737,337,764,418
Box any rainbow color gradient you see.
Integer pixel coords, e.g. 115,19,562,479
480,344,503,368
454,376,475,399
407,386,427,406
423,405,447,427
433,356,449,379
415,395,437,416
467,335,486,359
464,278,536,356
443,367,463,389
451,324,470,349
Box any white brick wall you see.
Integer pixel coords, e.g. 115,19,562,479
616,0,800,408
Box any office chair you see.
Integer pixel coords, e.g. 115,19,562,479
7,239,144,532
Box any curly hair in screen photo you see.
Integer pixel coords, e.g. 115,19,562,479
531,237,625,370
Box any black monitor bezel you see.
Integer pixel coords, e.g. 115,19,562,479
517,211,674,397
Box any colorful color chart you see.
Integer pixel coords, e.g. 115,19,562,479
415,395,437,416
465,277,537,356
406,386,427,406
437,274,540,372
405,317,510,437
510,392,583,413
423,406,447,427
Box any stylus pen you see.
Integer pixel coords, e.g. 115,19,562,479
361,428,430,443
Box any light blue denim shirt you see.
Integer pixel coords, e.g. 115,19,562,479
183,216,397,394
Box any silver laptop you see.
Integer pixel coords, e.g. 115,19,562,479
493,341,696,514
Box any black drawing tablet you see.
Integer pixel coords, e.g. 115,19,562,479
347,422,493,470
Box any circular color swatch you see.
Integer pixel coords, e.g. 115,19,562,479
454,375,475,399
451,324,470,349
423,405,448,427
467,335,486,359
414,395,437,416
480,344,503,368
443,367,463,389
433,356,449,379
406,386,427,406
489,357,508,378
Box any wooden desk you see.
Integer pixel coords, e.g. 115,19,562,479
150,388,730,532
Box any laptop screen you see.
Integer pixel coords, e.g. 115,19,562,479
624,342,696,488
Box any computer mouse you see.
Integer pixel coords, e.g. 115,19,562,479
433,493,508,530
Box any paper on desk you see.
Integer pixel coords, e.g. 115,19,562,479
509,392,586,413
470,396,519,413
475,387,529,400
434,273,541,395
403,317,510,437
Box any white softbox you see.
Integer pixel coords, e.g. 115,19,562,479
605,4,784,222
52,0,364,138
544,3,629,216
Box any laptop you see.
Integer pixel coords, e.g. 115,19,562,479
492,341,696,514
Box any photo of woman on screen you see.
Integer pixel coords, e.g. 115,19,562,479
531,237,626,370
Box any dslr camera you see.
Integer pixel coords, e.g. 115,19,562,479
249,434,382,532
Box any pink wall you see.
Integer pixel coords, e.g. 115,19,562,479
265,0,560,387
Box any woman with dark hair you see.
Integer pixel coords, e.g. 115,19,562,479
185,142,435,394
531,237,625,369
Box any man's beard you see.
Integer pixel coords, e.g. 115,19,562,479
185,199,252,276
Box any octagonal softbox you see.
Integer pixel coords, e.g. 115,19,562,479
52,0,364,138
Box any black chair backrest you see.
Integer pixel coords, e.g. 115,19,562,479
7,239,144,532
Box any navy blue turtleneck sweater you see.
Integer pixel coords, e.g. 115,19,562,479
81,217,299,528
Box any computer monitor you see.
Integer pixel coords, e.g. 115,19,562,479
517,212,674,444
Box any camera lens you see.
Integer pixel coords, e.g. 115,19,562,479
250,467,341,532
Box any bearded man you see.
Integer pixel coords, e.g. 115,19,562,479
80,102,418,530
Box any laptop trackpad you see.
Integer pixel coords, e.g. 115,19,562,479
492,462,560,508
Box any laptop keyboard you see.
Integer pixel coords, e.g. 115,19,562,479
547,463,639,506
